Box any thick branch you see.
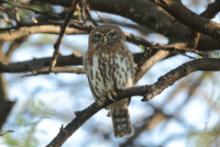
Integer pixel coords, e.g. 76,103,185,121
0,53,141,73
47,58,220,147
0,24,86,41
0,100,15,129
0,44,205,74
0,54,83,73
33,0,220,50
155,0,220,41
201,0,220,18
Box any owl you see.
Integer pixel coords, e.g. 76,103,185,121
83,24,136,137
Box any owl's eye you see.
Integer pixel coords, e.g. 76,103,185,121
92,32,103,41
107,31,117,41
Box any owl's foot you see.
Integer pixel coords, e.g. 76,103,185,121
107,90,117,102
97,97,107,106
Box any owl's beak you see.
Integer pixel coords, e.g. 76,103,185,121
104,36,108,43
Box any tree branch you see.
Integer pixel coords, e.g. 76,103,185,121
0,53,143,73
154,0,220,41
22,66,85,77
46,58,220,147
0,44,206,74
32,0,220,51
135,50,169,82
0,24,86,41
201,0,220,19
0,54,83,73
0,100,15,129
50,0,81,67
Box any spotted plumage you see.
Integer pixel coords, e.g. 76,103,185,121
83,24,136,137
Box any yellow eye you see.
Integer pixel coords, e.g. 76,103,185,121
107,31,117,41
92,32,103,41
108,32,115,37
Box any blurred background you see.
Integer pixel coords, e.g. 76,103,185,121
0,0,220,147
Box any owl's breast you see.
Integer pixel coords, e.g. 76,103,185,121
85,50,134,99
86,52,114,99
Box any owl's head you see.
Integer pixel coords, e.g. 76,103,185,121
89,25,125,47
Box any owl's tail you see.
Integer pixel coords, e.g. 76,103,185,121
110,100,132,137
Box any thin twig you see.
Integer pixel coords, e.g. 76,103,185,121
0,6,20,25
83,0,98,26
0,130,13,136
50,0,81,68
135,50,170,82
22,66,85,77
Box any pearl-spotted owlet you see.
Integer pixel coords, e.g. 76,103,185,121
83,24,136,137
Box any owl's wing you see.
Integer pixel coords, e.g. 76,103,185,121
83,51,99,99
82,51,89,72
111,51,136,105
112,52,136,90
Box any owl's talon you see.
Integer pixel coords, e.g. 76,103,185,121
107,90,118,101
108,96,116,102
97,97,107,106
112,91,117,97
